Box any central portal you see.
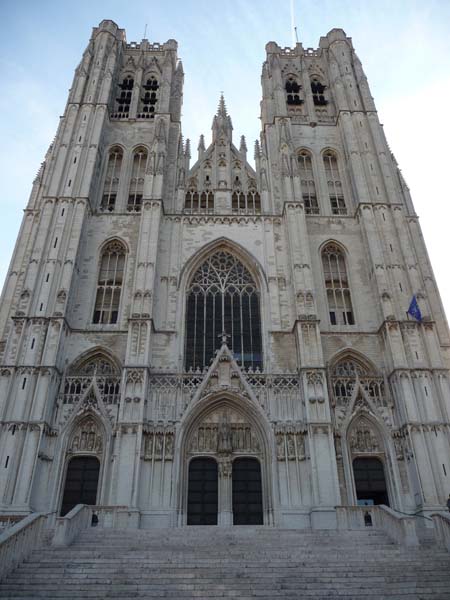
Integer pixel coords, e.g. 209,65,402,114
183,401,268,526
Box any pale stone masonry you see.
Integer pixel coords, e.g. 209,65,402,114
0,19,449,529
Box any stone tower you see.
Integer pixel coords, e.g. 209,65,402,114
0,20,448,529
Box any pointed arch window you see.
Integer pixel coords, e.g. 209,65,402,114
323,151,347,215
285,76,303,106
185,251,262,370
93,241,126,325
311,78,327,106
297,150,319,215
128,148,147,212
115,75,134,117
322,243,354,326
100,147,123,212
138,76,159,119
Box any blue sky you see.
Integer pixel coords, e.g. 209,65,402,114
1,0,450,320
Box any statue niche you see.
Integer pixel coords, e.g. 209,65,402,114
68,416,103,454
188,407,261,456
348,416,382,455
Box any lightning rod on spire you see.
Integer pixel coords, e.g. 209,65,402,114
290,0,296,47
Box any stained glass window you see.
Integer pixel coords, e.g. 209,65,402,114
185,251,262,370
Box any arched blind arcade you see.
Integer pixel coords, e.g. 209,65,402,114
185,251,262,370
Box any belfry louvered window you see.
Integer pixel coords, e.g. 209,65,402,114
297,151,319,215
93,241,126,324
185,251,262,370
311,78,327,106
285,76,302,106
139,76,159,118
321,243,354,326
100,147,123,212
115,75,134,116
323,151,347,215
128,148,147,212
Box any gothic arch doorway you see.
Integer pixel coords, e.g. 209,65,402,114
347,415,391,507
187,457,218,525
60,456,100,516
59,414,105,516
353,457,389,506
177,396,273,526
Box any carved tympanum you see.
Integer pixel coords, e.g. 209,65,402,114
188,408,261,455
348,417,381,454
69,417,103,454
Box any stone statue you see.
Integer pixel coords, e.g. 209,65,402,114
217,412,233,454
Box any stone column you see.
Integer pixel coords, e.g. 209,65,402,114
217,456,233,526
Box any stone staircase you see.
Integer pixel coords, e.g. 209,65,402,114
1,526,450,599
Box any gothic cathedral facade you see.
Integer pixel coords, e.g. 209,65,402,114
0,20,449,529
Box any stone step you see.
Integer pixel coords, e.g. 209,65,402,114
1,526,450,600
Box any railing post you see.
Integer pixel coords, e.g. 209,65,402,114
431,513,450,552
378,505,419,547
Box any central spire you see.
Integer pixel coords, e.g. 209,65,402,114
212,93,233,143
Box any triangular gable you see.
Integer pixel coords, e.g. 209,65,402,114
191,341,259,407
62,379,113,434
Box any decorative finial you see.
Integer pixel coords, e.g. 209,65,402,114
254,140,261,160
219,331,230,345
240,135,247,154
184,138,191,159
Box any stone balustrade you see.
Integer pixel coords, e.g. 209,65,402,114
336,505,419,547
52,504,91,547
377,505,419,547
91,505,139,528
336,505,378,529
52,504,140,546
0,515,24,533
0,513,46,581
431,512,450,552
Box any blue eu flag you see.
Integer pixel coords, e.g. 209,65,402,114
407,295,423,322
